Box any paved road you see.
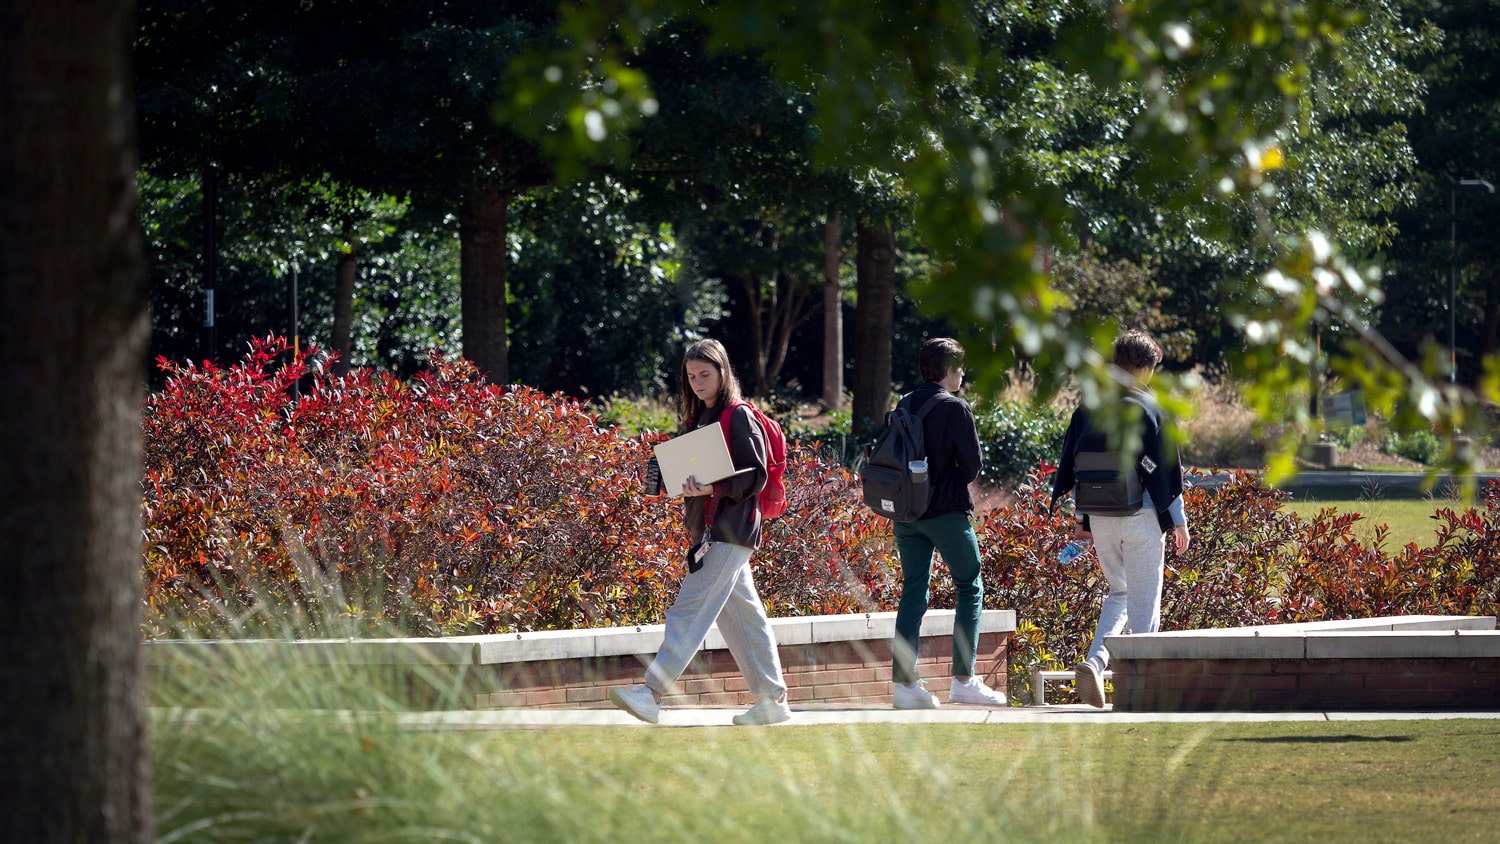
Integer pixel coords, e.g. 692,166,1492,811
1190,469,1499,497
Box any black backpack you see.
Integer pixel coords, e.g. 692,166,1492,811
1072,450,1144,516
860,394,946,522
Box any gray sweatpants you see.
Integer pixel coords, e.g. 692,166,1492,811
1083,508,1166,671
644,542,787,701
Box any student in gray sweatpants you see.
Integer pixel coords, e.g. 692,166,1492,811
1051,330,1191,708
607,339,790,726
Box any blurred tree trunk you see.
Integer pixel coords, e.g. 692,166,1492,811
738,270,770,392
822,214,846,412
1480,287,1499,386
851,219,896,434
767,271,810,390
1,0,155,842
738,267,813,395
460,182,509,383
331,245,357,377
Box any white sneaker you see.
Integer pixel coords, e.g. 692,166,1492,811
949,676,1008,706
1074,662,1106,709
892,680,941,710
608,684,660,724
733,696,792,726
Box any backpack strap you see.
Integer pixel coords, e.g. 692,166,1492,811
709,400,756,528
899,392,949,419
718,399,757,450
718,398,748,429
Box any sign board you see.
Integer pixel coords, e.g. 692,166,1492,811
1323,391,1367,429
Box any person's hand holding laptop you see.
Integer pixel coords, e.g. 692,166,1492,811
649,423,753,498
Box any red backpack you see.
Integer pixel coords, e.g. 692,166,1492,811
719,399,788,520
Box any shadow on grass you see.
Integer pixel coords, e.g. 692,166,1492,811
1220,734,1414,744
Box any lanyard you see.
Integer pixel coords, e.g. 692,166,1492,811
701,492,720,535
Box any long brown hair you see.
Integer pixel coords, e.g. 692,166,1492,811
679,339,744,431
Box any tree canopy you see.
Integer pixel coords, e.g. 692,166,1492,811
129,0,1500,479
499,0,1494,480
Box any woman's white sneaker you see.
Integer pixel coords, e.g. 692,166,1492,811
608,684,661,724
733,696,792,726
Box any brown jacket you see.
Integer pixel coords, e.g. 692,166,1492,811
683,402,768,550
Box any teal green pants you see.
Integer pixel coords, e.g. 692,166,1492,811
892,511,983,685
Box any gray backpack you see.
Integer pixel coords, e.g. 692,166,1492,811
860,394,946,522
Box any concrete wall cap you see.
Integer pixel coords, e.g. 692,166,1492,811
146,609,1018,666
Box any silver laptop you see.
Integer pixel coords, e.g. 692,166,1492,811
652,424,751,497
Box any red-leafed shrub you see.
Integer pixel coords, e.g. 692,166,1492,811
144,338,1500,702
1164,471,1297,630
1420,496,1500,617
754,442,900,616
972,465,1500,700
949,467,1305,694
142,338,893,637
144,339,680,636
1276,485,1500,622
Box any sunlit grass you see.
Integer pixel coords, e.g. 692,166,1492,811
150,668,1500,844
1282,496,1468,549
148,579,1499,843
148,516,1499,843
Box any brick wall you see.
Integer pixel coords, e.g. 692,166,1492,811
145,609,1016,711
1106,617,1500,712
1114,656,1500,711
478,630,1010,709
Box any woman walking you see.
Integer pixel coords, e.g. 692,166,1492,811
607,339,792,726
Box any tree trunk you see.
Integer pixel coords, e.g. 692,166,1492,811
737,267,816,396
459,183,508,383
738,272,769,394
202,162,218,361
764,270,809,387
331,246,357,377
1,1,155,842
851,219,896,434
822,214,845,412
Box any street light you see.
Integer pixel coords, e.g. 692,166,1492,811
1449,178,1494,383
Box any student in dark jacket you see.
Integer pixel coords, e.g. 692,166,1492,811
889,338,1008,709
1051,329,1191,707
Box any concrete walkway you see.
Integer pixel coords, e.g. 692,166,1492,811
400,704,1500,730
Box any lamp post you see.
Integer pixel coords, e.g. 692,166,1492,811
1449,178,1495,383
287,263,300,400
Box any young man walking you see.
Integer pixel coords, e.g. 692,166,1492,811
1052,330,1191,707
889,337,1008,709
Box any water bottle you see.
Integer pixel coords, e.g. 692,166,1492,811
908,459,928,484
1058,539,1091,565
644,456,663,496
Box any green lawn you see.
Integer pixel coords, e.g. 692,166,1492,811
1281,497,1468,549
152,711,1500,843
149,537,1499,844
478,720,1500,843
